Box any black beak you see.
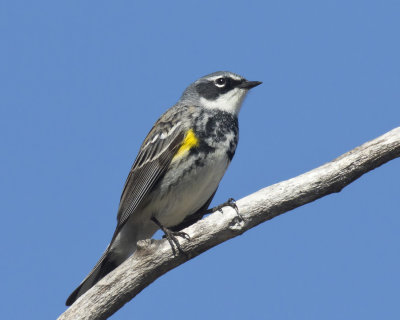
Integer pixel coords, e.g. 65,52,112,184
237,80,263,89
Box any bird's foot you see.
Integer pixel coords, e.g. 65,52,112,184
206,198,243,221
151,217,190,256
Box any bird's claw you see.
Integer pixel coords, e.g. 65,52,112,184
152,217,189,256
206,198,243,221
164,230,189,256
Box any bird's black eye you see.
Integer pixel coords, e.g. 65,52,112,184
215,77,226,87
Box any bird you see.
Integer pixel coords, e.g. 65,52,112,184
66,71,262,306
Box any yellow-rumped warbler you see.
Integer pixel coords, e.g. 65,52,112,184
66,71,261,306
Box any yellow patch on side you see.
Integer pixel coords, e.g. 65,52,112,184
173,129,199,161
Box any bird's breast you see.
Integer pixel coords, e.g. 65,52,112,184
152,151,230,227
145,110,239,228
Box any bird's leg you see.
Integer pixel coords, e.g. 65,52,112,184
205,198,243,220
151,217,190,256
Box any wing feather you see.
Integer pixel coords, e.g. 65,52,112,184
116,121,185,230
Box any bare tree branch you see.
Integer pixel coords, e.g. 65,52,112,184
58,127,400,320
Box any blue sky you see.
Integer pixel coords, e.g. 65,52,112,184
1,1,400,319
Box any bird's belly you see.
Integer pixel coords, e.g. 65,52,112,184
150,152,230,227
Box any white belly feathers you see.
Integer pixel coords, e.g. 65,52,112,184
149,150,230,227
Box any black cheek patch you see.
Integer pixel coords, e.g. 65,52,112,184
196,78,245,101
196,82,220,100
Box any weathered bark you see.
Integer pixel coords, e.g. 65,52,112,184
58,127,400,320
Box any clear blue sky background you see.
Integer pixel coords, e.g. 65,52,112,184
1,1,399,319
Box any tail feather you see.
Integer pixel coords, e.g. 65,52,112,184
66,219,149,306
66,250,119,306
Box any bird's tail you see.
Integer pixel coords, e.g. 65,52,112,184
66,248,120,306
66,219,157,306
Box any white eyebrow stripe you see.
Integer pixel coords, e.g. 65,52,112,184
206,74,242,81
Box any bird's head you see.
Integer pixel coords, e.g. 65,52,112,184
180,71,262,115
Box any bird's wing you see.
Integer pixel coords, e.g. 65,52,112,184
66,117,186,306
116,118,185,230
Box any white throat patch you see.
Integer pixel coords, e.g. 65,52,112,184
200,88,247,115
